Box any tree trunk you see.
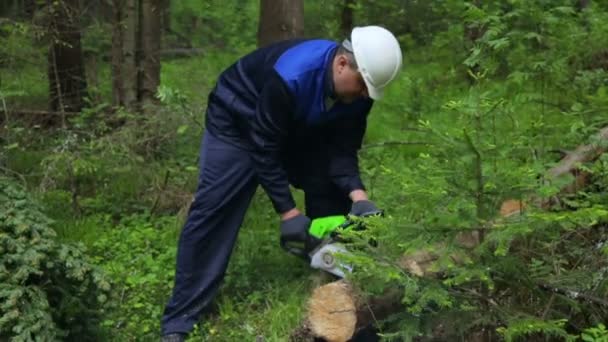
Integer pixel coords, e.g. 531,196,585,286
160,0,170,34
111,0,160,112
257,0,304,48
122,0,139,110
464,0,483,84
340,0,355,39
23,0,36,19
47,0,87,114
0,0,34,19
140,0,161,109
111,0,125,107
0,0,13,17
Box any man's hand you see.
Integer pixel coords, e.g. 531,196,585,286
280,212,311,244
350,199,381,217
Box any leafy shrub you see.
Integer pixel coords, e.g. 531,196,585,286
343,3,608,335
0,177,111,341
91,214,178,339
581,323,608,342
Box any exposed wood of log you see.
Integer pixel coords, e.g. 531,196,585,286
291,125,608,342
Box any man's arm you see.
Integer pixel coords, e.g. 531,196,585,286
326,105,371,198
247,71,297,215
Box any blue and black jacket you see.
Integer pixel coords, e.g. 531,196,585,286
205,39,373,213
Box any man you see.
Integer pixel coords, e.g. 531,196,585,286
161,25,402,341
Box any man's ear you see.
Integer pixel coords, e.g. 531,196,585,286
338,55,348,66
336,54,348,72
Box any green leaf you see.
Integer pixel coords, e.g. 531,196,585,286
177,125,188,135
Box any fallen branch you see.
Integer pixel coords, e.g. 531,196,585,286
538,283,608,307
542,125,608,202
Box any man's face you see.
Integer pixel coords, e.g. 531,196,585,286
332,54,369,104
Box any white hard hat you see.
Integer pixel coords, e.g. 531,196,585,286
351,26,403,100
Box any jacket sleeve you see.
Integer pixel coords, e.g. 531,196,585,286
247,71,296,214
327,102,372,195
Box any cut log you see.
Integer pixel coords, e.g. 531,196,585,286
291,281,402,342
292,125,608,341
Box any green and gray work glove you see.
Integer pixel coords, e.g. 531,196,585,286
280,214,311,244
350,200,381,217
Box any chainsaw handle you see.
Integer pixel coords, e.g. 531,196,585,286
280,238,309,259
355,209,384,218
281,234,324,260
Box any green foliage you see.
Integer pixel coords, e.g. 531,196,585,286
581,324,608,342
30,99,202,217
91,214,179,339
170,0,258,52
341,3,608,339
0,177,110,341
496,318,576,342
0,20,47,109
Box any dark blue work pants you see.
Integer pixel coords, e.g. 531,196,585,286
161,130,350,335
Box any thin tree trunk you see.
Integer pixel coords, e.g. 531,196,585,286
160,0,170,35
464,0,483,84
47,0,87,114
257,0,304,48
140,0,161,109
111,0,125,106
340,0,355,38
122,0,139,110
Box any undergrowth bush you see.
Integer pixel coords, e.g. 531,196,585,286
91,214,179,339
0,177,111,341
343,3,608,338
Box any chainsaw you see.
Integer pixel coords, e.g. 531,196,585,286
280,211,382,278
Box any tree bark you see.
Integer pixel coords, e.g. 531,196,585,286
578,0,590,11
111,0,125,107
47,0,87,114
140,0,161,108
291,125,608,342
111,0,139,110
257,0,304,48
120,0,139,110
160,0,170,35
0,0,35,19
111,0,161,112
